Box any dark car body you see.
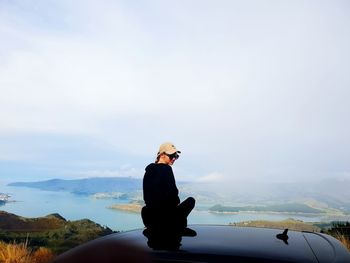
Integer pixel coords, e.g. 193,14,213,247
53,225,350,263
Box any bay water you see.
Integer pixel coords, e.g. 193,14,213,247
0,183,323,231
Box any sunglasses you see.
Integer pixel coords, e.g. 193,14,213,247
166,153,179,160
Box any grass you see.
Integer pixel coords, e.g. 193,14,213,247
324,221,350,251
333,233,350,251
0,241,54,263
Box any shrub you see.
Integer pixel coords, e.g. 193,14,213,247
31,247,55,263
0,241,31,263
333,233,350,251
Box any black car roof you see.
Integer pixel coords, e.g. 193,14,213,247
113,225,316,262
53,225,350,263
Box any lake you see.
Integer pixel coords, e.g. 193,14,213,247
0,183,324,231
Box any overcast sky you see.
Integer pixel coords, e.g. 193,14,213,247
0,0,349,184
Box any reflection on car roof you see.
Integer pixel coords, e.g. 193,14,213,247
53,225,350,263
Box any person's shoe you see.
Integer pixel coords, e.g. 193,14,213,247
182,227,197,237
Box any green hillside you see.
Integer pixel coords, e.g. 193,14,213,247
0,211,114,254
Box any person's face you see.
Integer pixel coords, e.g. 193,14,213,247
165,153,179,166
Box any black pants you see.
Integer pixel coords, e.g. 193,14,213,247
141,197,195,230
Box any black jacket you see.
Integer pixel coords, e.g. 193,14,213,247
143,163,180,209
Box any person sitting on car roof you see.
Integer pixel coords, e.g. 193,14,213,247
141,142,196,236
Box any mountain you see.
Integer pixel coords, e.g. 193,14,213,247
185,178,350,213
8,177,142,195
0,211,114,254
7,177,350,215
209,203,325,214
230,218,322,232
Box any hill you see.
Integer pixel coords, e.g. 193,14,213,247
0,211,65,231
8,177,142,195
230,218,321,232
0,211,114,254
209,203,324,214
7,177,350,217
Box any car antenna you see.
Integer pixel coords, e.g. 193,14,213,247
276,229,289,245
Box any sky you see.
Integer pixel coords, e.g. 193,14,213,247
0,0,349,185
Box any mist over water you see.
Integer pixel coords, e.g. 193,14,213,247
184,178,350,205
2,180,346,232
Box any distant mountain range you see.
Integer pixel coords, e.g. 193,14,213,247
8,177,142,195
209,203,324,214
7,177,350,215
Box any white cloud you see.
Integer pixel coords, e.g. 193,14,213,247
0,0,349,182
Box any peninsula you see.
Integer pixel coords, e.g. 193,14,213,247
108,203,142,213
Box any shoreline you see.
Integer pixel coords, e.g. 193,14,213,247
209,210,325,216
208,210,349,222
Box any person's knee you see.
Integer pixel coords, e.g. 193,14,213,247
187,197,195,209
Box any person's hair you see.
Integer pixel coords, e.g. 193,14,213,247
155,154,161,163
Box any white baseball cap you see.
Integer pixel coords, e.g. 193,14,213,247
157,142,181,156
